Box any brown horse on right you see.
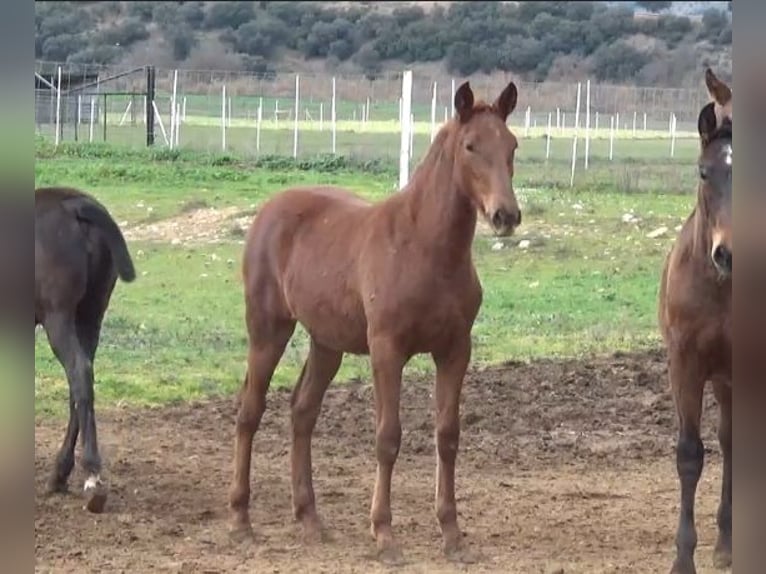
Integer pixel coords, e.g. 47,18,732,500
658,68,732,574
228,80,522,564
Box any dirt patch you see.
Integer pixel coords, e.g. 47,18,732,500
122,205,521,247
123,206,256,245
35,349,728,573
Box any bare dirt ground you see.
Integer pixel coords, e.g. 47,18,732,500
35,349,729,574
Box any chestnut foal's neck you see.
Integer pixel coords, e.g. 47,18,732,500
404,125,477,263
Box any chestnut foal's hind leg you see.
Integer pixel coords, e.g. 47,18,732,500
712,381,732,569
290,338,342,544
368,337,407,565
228,318,296,541
670,357,706,574
432,337,474,563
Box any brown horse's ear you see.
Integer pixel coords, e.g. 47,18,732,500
454,81,474,123
493,81,518,122
698,101,717,147
705,68,732,106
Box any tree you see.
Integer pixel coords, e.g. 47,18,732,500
169,25,197,61
445,41,480,76
591,41,650,82
635,1,672,13
353,43,382,80
233,18,286,58
204,1,254,30
700,8,729,43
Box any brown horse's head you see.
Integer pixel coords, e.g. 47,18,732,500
452,81,521,237
697,68,732,277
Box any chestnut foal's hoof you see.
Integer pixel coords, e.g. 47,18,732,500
300,515,330,545
444,537,479,565
228,522,254,544
377,544,406,567
83,475,107,514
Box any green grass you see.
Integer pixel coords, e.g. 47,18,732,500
34,141,696,418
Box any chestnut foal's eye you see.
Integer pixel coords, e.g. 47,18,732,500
465,142,475,152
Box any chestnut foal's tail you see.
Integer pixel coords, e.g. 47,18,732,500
66,196,136,283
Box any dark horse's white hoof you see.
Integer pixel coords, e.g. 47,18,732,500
83,475,107,514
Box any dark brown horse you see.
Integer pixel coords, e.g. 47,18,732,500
658,69,732,574
229,81,521,563
35,186,136,513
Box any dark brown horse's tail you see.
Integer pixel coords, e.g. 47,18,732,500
67,197,136,283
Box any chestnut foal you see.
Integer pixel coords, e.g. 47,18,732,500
658,68,732,574
228,81,522,563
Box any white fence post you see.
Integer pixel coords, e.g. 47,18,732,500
609,115,615,161
221,84,226,151
584,79,591,170
545,111,552,161
430,82,437,143
319,102,324,132
670,113,677,158
643,112,647,131
399,70,413,189
524,105,531,137
293,74,300,159
54,66,61,147
174,102,181,148
256,97,262,154
450,78,455,118
331,77,337,155
89,95,95,143
170,69,178,149
570,82,582,188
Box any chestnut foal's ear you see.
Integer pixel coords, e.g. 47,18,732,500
705,67,732,107
698,101,718,147
454,81,474,123
493,81,518,122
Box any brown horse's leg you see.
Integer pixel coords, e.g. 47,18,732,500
228,319,295,541
43,311,105,513
712,380,732,569
670,356,706,574
290,339,342,543
368,338,406,565
432,337,472,561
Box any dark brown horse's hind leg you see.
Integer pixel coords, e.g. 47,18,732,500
43,311,106,513
290,338,342,544
46,392,79,494
712,381,732,569
228,318,296,542
670,357,706,574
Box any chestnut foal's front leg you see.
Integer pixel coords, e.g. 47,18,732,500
368,337,407,565
432,337,473,562
669,355,706,574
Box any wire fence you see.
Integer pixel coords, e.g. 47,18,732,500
35,61,709,188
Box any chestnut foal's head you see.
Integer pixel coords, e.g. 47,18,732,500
452,81,521,237
697,68,732,278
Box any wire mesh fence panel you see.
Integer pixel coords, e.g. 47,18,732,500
34,60,708,186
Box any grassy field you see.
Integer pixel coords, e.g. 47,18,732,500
34,139,697,417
